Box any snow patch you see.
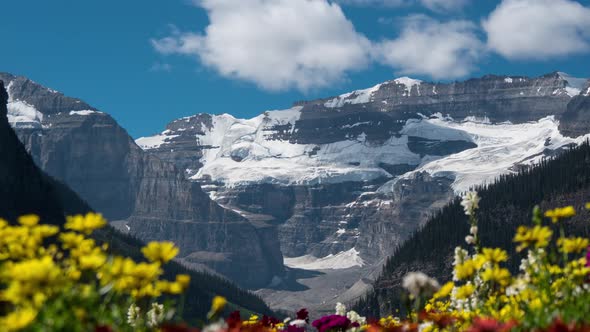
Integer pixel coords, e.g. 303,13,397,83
283,248,364,270
136,133,179,149
394,116,583,193
69,110,100,116
504,77,513,83
394,77,422,96
7,100,44,129
324,84,382,108
558,72,588,97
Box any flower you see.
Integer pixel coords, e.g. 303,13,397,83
312,315,354,332
465,235,476,245
402,272,440,297
432,282,454,300
455,283,475,300
454,256,485,280
558,237,589,254
175,274,191,289
544,206,576,223
147,302,165,328
0,307,37,331
127,303,141,327
513,225,553,252
335,302,347,316
470,226,478,235
141,241,179,264
18,214,40,227
65,213,107,234
461,191,480,216
296,308,309,322
482,248,508,264
481,267,511,287
208,296,227,319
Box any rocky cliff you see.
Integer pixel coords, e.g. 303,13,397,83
137,72,589,270
0,73,284,288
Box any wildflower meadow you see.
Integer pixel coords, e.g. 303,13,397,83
2,192,590,331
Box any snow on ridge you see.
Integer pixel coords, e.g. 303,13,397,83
504,77,513,83
393,77,422,96
136,133,179,150
69,110,101,116
558,72,588,97
7,100,44,129
391,115,584,194
324,83,382,108
283,248,364,270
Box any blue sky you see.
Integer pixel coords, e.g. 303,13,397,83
1,0,589,138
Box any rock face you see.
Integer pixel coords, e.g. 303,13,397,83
0,72,284,288
137,72,589,271
4,70,589,297
0,79,90,224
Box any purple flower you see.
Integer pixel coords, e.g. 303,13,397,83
586,245,590,268
312,315,352,332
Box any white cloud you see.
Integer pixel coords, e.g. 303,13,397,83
420,0,468,12
483,0,590,60
152,0,371,92
375,15,484,79
335,0,469,12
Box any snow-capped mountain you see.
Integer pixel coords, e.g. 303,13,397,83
0,72,285,288
3,70,590,313
138,72,590,266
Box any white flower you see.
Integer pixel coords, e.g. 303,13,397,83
335,302,347,316
147,302,165,328
470,226,478,235
346,310,366,325
283,317,292,324
127,303,141,327
419,322,433,332
203,320,229,332
290,319,308,328
460,191,480,215
402,272,440,297
465,235,476,245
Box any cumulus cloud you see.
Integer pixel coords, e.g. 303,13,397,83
375,15,484,79
152,0,371,92
483,0,590,59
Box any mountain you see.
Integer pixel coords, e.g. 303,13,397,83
4,71,589,314
0,72,284,288
353,140,590,317
0,79,276,319
137,72,588,260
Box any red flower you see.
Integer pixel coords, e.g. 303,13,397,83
467,317,517,332
296,308,309,322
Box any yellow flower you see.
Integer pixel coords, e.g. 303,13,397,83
514,225,553,252
481,266,511,286
176,274,191,289
432,281,454,300
544,206,576,223
141,241,179,264
586,202,590,210
558,237,589,254
208,295,227,319
0,307,37,331
18,214,39,227
65,213,107,234
211,295,227,313
482,248,508,264
455,284,475,299
454,256,485,280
